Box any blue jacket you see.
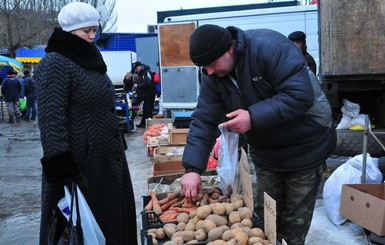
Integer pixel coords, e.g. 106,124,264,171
182,27,336,173
1,76,21,102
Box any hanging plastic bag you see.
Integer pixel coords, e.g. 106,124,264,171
323,153,382,225
217,125,239,196
19,97,26,112
63,184,105,245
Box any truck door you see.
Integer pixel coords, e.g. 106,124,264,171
158,22,199,110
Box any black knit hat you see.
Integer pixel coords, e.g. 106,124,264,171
288,31,306,42
133,61,143,69
189,24,232,66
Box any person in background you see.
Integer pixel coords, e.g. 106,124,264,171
180,24,336,245
288,31,317,75
16,72,25,98
23,70,37,121
1,69,21,123
33,2,137,244
131,61,156,128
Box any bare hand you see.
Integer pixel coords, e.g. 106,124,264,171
181,172,202,204
221,109,251,133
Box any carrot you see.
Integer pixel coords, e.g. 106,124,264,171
169,206,197,214
161,197,180,211
158,197,170,206
181,203,197,208
171,199,184,207
167,191,180,200
159,210,180,222
200,192,210,206
150,191,163,215
144,199,153,211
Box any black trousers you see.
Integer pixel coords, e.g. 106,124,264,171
133,94,155,125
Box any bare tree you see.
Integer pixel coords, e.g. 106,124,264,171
0,0,117,57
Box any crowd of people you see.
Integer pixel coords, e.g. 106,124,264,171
0,2,334,245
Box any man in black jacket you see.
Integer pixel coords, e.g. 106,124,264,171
131,61,156,128
180,24,336,245
288,31,317,75
22,70,37,120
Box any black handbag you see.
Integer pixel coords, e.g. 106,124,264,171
48,183,84,245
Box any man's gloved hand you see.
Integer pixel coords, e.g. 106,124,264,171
40,151,80,184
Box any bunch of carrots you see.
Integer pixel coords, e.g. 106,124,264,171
143,124,168,144
145,187,229,222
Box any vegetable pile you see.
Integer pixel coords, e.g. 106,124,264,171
144,188,272,245
143,124,168,144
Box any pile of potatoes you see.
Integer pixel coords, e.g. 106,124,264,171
146,194,272,245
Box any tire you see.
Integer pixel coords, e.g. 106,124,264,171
333,129,385,157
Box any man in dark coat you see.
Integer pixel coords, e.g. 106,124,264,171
180,24,336,245
1,68,21,123
288,31,317,75
131,61,156,128
22,70,37,120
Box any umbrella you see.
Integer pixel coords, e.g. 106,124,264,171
0,55,23,72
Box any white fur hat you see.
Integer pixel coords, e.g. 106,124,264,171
58,2,99,32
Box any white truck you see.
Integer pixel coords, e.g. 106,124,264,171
100,50,137,88
156,2,318,114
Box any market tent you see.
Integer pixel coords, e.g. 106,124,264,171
0,55,23,72
16,49,45,64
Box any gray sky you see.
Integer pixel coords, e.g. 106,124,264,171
115,0,269,33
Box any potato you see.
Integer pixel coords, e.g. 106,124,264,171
176,222,186,231
210,240,227,245
177,213,190,224
194,228,208,241
193,215,201,224
195,220,204,230
206,214,228,226
230,194,243,203
187,240,199,244
229,211,241,225
189,210,197,219
152,237,158,245
208,227,226,241
248,237,264,245
243,227,251,235
155,228,165,239
171,231,183,240
222,229,234,241
147,228,157,234
234,231,249,245
171,236,184,244
249,228,265,239
164,241,177,245
211,203,226,215
240,219,253,228
223,203,234,215
164,223,177,239
232,199,244,210
147,233,156,239
231,227,244,237
182,230,195,242
238,207,253,220
230,223,242,229
202,218,217,233
196,205,212,219
185,220,196,231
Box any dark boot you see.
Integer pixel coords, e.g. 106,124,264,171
7,116,14,123
15,113,21,123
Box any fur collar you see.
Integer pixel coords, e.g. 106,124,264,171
45,28,107,74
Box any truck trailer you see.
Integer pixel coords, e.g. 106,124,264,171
156,1,318,114
319,0,385,156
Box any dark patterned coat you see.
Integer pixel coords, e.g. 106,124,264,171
34,28,137,245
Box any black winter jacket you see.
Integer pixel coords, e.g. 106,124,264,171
182,27,336,173
135,65,156,96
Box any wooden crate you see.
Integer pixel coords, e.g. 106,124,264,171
167,123,189,145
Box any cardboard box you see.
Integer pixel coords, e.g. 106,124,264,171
152,160,185,176
340,183,385,236
167,123,189,145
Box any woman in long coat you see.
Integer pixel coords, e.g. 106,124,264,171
34,2,137,244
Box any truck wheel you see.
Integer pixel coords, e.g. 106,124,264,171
333,129,385,157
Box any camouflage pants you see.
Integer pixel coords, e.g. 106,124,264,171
253,163,326,245
6,100,20,116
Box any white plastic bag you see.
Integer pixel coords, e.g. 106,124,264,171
323,154,382,225
63,185,106,245
217,125,239,196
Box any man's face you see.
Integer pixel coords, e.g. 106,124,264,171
203,47,235,77
135,65,142,73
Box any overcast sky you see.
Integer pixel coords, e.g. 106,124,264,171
115,0,270,33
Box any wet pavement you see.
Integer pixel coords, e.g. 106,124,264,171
0,117,381,244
